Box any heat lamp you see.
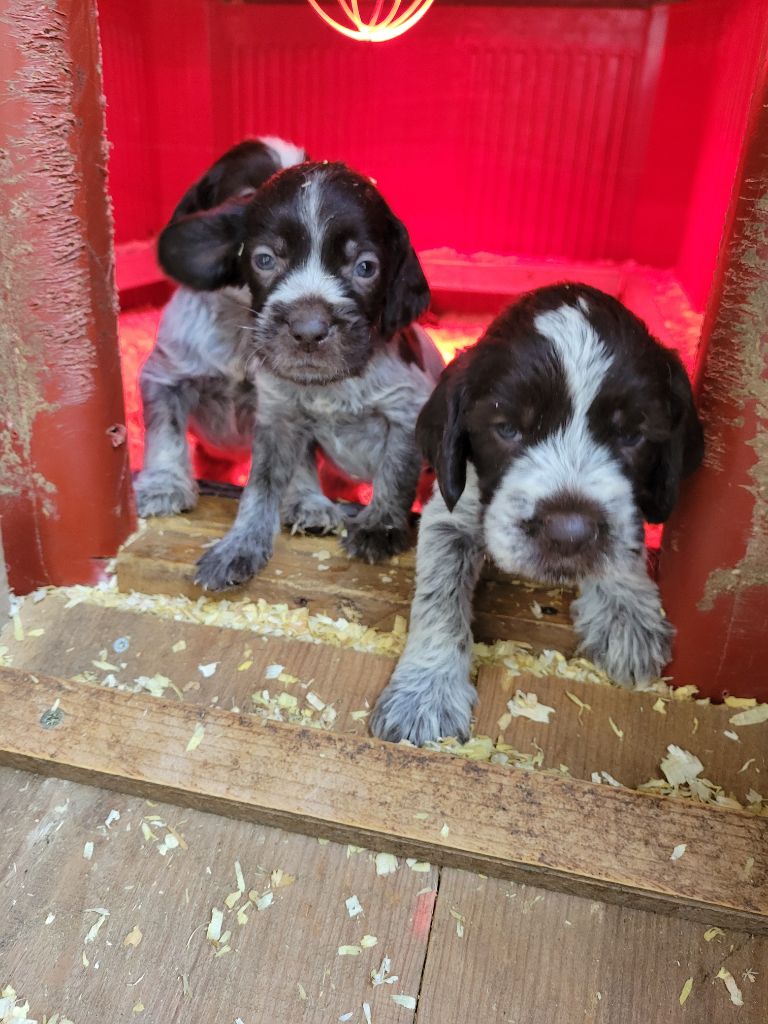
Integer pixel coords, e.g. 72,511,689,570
305,0,435,42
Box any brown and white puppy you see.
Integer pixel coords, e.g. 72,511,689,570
134,136,307,518
371,283,704,745
158,161,443,590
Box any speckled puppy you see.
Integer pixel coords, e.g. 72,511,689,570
158,161,443,590
371,284,704,745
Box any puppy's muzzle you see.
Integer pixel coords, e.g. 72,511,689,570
524,494,609,570
287,300,331,352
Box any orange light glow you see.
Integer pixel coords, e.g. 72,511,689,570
305,0,435,42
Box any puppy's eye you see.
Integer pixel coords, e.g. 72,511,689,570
253,248,277,271
619,432,643,449
494,423,522,443
354,257,378,279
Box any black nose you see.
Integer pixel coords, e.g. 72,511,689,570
289,313,330,350
541,511,599,553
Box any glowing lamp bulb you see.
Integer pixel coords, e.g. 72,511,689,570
305,0,435,42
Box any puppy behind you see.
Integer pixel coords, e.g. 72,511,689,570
371,283,704,745
134,136,306,518
158,161,443,589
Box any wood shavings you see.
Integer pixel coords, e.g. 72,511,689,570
738,759,757,774
206,908,223,943
725,696,757,709
440,823,450,839
670,844,687,861
660,745,704,787
132,1004,144,1014
449,907,465,938
312,549,332,561
363,1002,372,1024
724,730,740,742
172,640,187,653
198,662,218,678
186,722,205,752
729,704,768,726
392,994,417,1010
339,1014,353,1022
717,968,744,1006
93,659,120,672
530,600,543,619
338,945,362,956
270,869,295,888
12,613,24,642
123,926,142,948
360,935,378,948
235,861,245,892
237,660,253,672
652,697,667,715
305,692,326,711
134,674,181,699
350,709,370,721
371,957,398,987
608,717,624,740
746,788,763,805
375,852,398,876
506,690,556,723
678,978,693,1006
265,664,284,679
405,859,431,872
704,927,725,942
591,771,622,787
255,891,274,911
296,983,307,1001
45,913,55,925
345,895,363,918
347,845,365,857
224,891,242,910
104,809,120,828
84,908,109,944
741,856,755,880
83,842,94,861
565,691,592,716
742,968,758,984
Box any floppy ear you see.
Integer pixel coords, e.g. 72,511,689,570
381,220,430,338
638,356,705,523
416,360,470,511
157,201,249,291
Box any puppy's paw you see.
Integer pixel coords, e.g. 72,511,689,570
134,471,197,517
572,584,675,685
281,494,345,536
194,535,270,591
370,663,477,746
342,514,412,564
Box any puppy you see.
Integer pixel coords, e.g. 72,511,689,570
371,283,704,745
157,161,443,589
134,136,307,518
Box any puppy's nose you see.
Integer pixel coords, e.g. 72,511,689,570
289,312,330,350
542,511,599,552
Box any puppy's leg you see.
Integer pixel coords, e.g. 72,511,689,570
342,425,420,563
571,560,674,686
134,371,199,517
370,482,485,745
195,425,307,591
280,447,345,535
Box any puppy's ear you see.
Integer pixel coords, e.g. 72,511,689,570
416,360,470,511
157,201,248,291
381,220,430,338
639,356,704,523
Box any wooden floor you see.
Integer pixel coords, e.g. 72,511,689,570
1,502,767,1022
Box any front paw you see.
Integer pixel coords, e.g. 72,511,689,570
281,494,345,535
194,534,270,591
370,662,477,745
571,586,675,685
135,470,197,517
342,513,412,564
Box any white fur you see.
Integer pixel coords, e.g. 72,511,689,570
259,135,307,170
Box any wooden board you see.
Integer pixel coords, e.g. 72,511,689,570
115,496,577,651
2,593,394,733
0,670,766,933
419,870,768,1023
0,765,436,1024
475,665,768,803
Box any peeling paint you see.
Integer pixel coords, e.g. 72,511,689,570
0,0,114,508
699,175,768,609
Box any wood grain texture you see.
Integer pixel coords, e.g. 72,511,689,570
0,669,766,932
0,766,436,1024
475,665,768,802
418,870,768,1023
2,592,394,732
115,496,577,650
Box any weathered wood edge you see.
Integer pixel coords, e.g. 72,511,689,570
0,668,765,933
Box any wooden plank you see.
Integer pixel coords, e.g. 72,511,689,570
420,870,768,1023
0,765,436,1024
115,496,577,651
0,670,766,933
474,665,768,803
2,593,395,732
